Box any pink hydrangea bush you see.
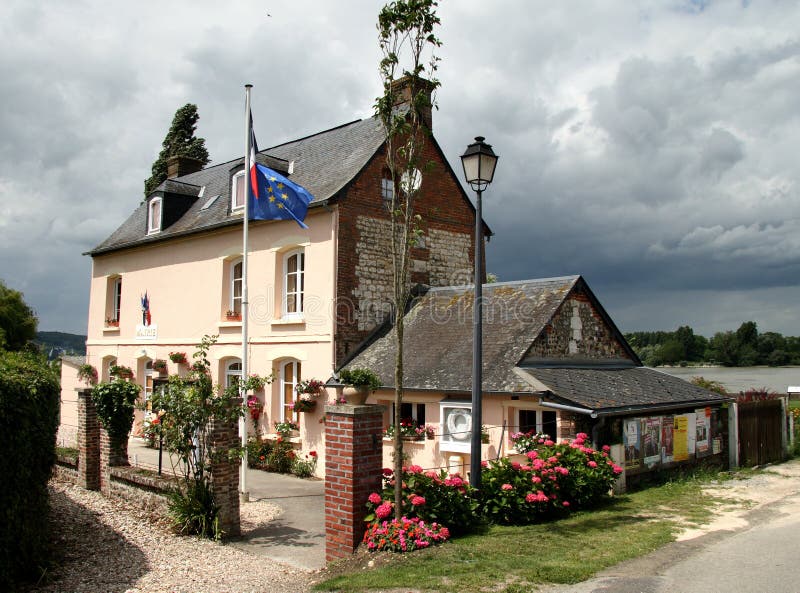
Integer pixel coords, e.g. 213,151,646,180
362,516,450,553
364,466,480,535
480,433,622,524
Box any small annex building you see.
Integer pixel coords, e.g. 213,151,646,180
340,275,733,483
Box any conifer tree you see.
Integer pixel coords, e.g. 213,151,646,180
143,104,210,195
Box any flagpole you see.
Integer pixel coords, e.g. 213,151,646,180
240,84,253,502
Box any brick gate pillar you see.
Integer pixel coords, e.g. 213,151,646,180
324,404,384,562
76,389,100,490
99,429,130,496
207,400,241,538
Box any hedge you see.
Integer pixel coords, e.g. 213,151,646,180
0,350,60,588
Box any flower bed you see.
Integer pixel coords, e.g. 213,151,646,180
363,517,450,552
363,433,623,553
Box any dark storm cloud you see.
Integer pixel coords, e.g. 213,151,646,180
1,0,799,336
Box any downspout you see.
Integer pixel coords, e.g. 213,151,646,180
539,398,597,418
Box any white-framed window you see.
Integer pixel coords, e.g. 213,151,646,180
143,360,155,414
232,171,246,211
381,176,394,203
439,401,473,453
113,277,122,322
230,259,243,315
516,409,558,440
225,360,242,389
104,357,117,382
148,198,162,234
280,360,301,422
389,402,426,426
283,249,305,318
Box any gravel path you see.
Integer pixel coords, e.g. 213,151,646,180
24,480,315,593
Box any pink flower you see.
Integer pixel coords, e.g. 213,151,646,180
526,450,538,460
531,476,542,484
602,445,611,452
587,461,597,468
411,495,426,506
368,492,382,505
481,460,488,468
375,502,393,519
544,439,555,446
501,483,513,491
407,465,423,474
525,493,537,503
425,471,438,479
612,465,623,474
511,461,521,470
382,468,393,476
562,501,570,507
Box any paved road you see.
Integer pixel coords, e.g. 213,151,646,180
542,462,800,593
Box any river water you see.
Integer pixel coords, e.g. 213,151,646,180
659,366,800,395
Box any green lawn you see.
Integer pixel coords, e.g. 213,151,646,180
316,474,736,593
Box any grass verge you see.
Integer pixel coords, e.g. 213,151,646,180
316,474,733,593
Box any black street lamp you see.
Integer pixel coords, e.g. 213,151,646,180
460,136,498,488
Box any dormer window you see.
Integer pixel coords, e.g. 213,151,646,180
148,198,162,234
232,171,246,211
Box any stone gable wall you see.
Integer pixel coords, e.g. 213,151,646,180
526,290,631,361
335,142,479,366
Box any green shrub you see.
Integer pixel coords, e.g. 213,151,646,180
91,379,140,443
366,466,481,535
291,450,318,478
338,368,381,390
0,349,60,587
480,433,622,524
167,479,220,540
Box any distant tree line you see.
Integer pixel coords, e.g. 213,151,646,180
625,321,800,367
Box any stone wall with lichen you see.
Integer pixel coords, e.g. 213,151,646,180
524,290,632,362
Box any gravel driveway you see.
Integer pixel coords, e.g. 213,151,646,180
23,480,315,593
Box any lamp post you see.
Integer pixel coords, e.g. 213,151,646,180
460,136,498,488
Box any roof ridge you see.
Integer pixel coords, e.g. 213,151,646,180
424,275,580,293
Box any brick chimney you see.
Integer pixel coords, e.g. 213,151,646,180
390,76,435,130
166,155,204,179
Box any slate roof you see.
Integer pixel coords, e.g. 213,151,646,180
342,275,729,413
89,117,386,255
518,366,731,414
342,276,582,393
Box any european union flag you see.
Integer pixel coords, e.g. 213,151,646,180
249,163,313,229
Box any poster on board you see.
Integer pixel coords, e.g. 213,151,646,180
686,412,697,455
624,418,641,470
695,408,709,456
673,415,689,462
643,417,662,466
661,415,674,463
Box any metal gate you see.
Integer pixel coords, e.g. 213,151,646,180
738,400,784,466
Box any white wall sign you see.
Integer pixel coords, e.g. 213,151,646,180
135,323,158,340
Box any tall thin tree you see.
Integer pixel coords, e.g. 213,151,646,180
375,0,441,520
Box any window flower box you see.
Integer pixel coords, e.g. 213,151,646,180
225,310,242,321
290,398,317,414
168,352,188,364
153,359,168,374
105,318,120,328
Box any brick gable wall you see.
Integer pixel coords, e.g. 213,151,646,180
334,141,479,366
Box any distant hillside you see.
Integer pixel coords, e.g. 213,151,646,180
35,331,86,359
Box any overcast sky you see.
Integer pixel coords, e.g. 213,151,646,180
1,0,798,337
